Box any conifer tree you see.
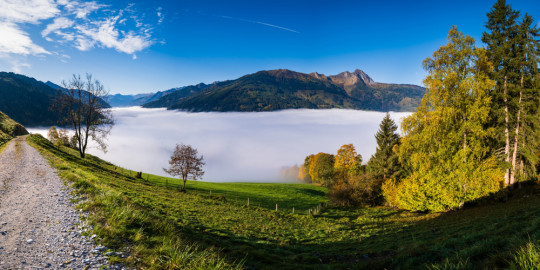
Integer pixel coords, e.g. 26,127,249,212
367,113,401,180
483,1,540,185
512,14,540,182
482,0,520,186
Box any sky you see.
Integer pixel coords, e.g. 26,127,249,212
1,0,539,94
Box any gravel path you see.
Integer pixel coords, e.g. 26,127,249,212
0,136,117,269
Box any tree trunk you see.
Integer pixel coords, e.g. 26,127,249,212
182,178,187,192
504,76,511,186
510,76,523,187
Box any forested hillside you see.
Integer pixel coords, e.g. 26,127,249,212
0,72,62,126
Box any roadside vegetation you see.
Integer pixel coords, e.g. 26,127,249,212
0,110,28,150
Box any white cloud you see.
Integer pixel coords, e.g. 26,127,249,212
74,35,94,51
0,0,58,58
76,15,153,55
0,22,49,55
157,7,164,24
0,0,154,67
0,0,59,24
41,17,73,37
58,0,105,19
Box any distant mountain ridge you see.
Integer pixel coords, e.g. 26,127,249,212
143,69,425,112
106,87,183,107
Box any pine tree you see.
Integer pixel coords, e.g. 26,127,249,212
512,14,540,182
396,27,502,211
483,1,540,185
482,0,519,186
367,113,401,180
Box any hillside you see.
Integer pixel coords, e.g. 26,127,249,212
0,72,64,126
0,72,112,126
143,69,425,112
0,110,28,145
27,133,540,269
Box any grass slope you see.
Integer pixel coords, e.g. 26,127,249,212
0,110,28,146
28,134,540,269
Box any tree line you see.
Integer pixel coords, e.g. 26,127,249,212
300,0,539,211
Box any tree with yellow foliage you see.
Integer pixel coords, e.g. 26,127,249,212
396,27,502,211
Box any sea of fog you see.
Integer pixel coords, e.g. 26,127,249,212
28,107,411,182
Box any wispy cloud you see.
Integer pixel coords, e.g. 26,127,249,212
157,7,164,24
0,22,50,55
58,0,105,19
0,0,156,71
0,0,58,60
75,13,153,55
41,17,74,37
217,15,299,34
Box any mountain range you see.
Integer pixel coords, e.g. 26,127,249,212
142,69,425,112
0,69,425,126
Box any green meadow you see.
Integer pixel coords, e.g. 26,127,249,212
27,134,540,269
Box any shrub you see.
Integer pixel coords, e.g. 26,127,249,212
395,157,502,212
328,173,381,206
381,178,399,207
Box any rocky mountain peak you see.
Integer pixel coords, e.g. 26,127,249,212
326,69,375,88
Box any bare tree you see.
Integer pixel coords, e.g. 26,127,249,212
54,74,114,158
164,143,205,192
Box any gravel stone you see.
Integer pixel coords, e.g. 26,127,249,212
0,136,128,269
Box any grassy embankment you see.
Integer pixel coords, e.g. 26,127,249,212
27,133,540,269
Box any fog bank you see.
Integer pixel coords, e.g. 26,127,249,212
29,107,410,182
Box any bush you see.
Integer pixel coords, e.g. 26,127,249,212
394,157,502,212
381,178,399,207
328,173,382,206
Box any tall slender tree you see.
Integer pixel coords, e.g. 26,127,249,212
512,14,540,182
482,0,520,186
367,113,401,180
483,1,540,185
396,27,501,211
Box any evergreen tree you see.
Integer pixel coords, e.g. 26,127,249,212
483,1,540,185
367,113,401,180
396,27,502,211
512,14,540,182
482,0,519,186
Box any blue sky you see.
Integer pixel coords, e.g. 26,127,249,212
0,0,539,94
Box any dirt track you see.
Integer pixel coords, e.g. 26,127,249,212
0,136,113,269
